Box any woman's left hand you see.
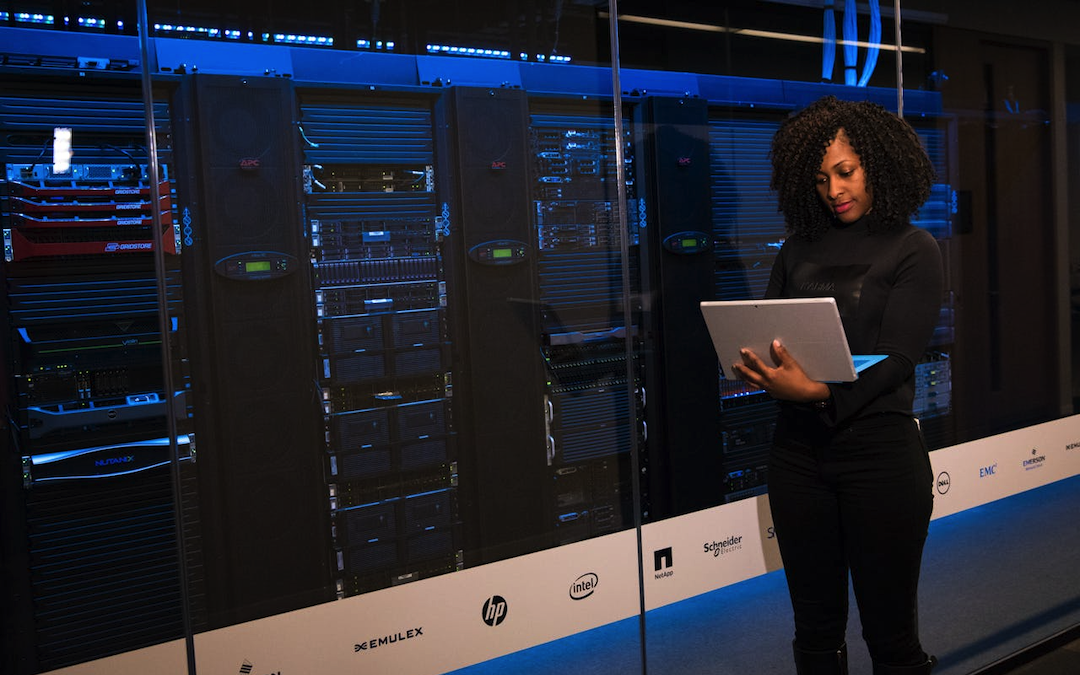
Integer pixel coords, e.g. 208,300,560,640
730,339,831,403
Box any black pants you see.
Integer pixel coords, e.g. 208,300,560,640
768,412,934,666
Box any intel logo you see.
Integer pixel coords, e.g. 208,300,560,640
569,573,598,600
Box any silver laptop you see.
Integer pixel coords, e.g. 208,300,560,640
700,297,886,383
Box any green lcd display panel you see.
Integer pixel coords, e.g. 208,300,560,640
492,248,513,259
245,260,273,273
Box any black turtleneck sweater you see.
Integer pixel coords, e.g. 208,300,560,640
765,217,943,427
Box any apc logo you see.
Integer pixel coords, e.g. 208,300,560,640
570,573,598,600
481,595,508,627
936,472,951,495
979,463,998,478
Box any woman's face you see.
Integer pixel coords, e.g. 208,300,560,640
816,129,872,224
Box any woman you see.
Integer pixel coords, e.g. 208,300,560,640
732,96,942,675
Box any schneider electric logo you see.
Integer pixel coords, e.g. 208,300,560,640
703,535,744,557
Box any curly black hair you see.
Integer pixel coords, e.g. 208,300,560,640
770,95,935,240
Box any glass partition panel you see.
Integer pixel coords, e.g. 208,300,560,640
3,1,1080,675
150,2,645,675
0,4,197,672
616,2,1080,675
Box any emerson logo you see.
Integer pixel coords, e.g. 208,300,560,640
569,573,598,600
1023,448,1046,471
936,472,951,495
481,595,508,627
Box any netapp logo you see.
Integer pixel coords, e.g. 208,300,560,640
94,455,134,467
703,535,744,557
104,242,153,252
481,595,508,626
936,472,951,495
979,463,998,478
569,573,598,600
1023,448,1046,471
653,547,673,579
354,627,423,652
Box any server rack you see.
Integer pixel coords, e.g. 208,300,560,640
528,101,641,541
299,90,462,596
0,79,201,674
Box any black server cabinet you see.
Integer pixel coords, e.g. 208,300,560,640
0,81,201,674
438,87,551,563
299,90,462,596
174,74,332,627
527,103,640,540
707,112,787,503
637,96,724,517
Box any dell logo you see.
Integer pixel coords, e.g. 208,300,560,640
936,471,951,494
482,595,508,627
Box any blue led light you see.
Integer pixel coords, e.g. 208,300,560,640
15,12,54,25
272,33,333,46
77,17,106,29
426,43,510,59
154,23,222,37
